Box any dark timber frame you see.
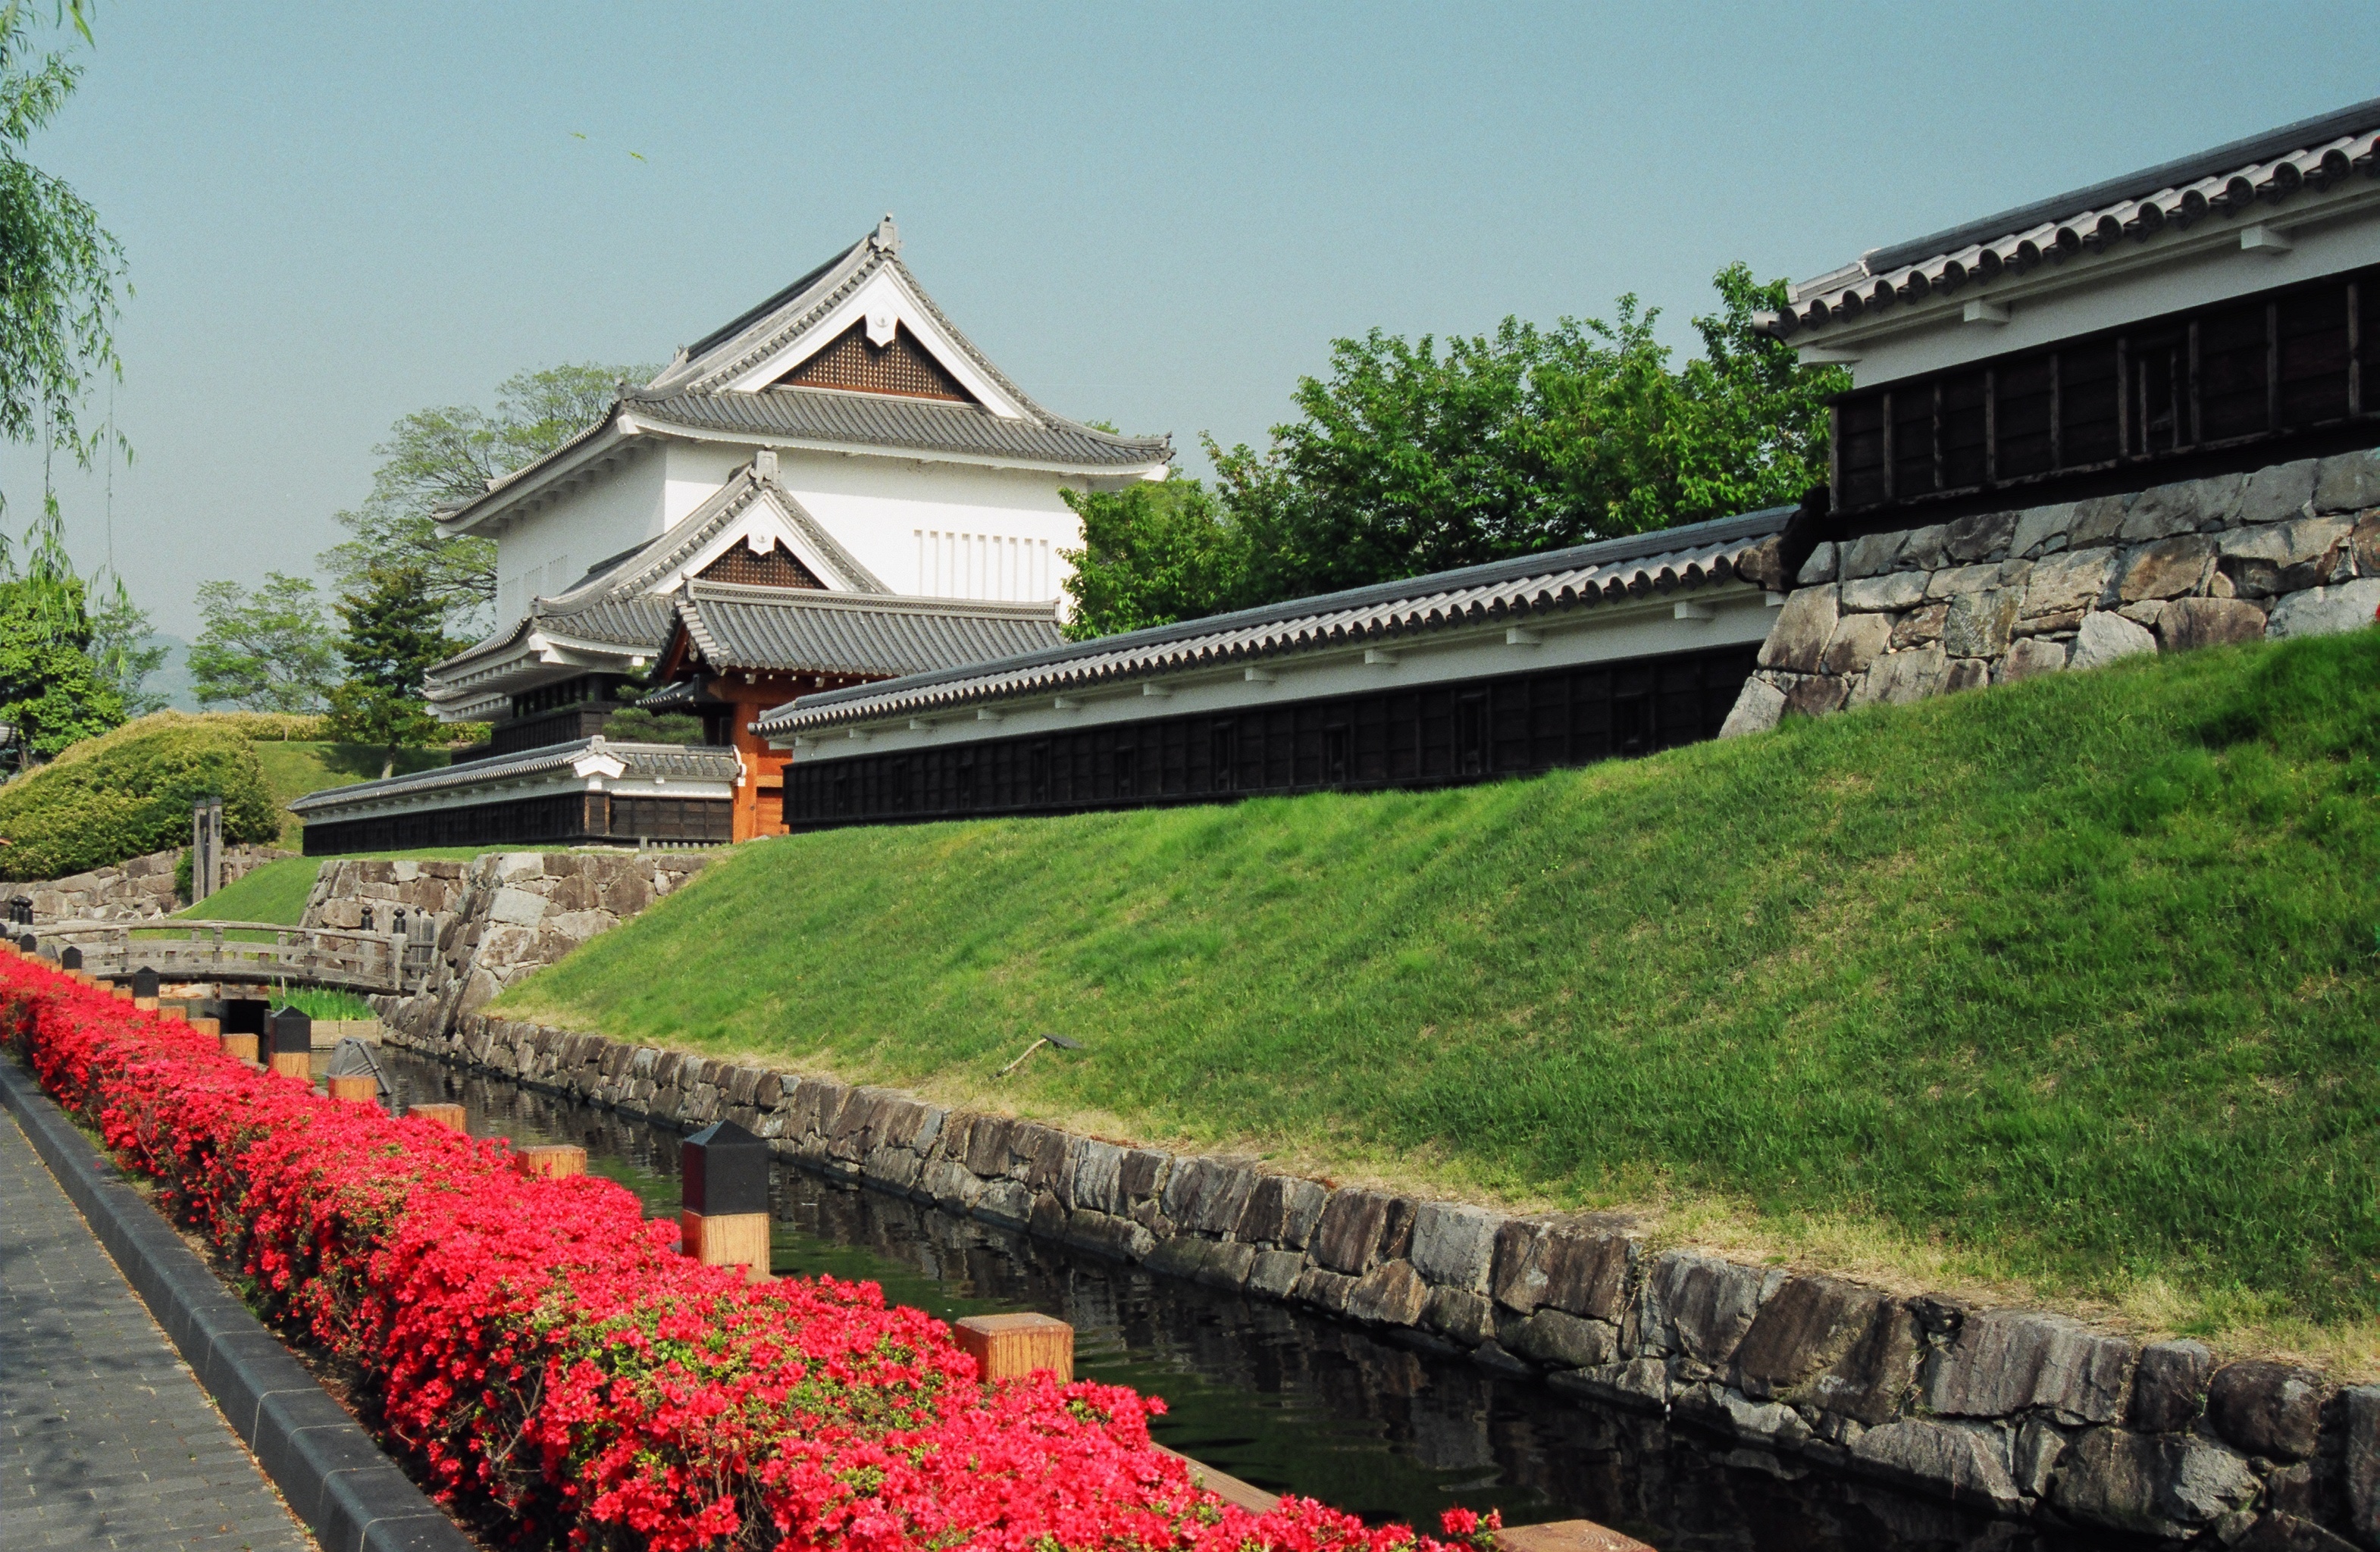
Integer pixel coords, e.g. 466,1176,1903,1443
784,644,1758,832
1830,261,2380,526
300,791,731,855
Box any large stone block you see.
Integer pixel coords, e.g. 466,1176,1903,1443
2156,597,2268,652
2025,548,2118,618
1921,1308,2133,1424
1067,1139,1126,1215
1117,1147,1171,1206
1717,677,1786,739
1310,1188,1395,1275
2070,609,2158,672
2222,515,2355,596
2315,449,2380,513
1733,1274,1882,1400
2269,577,2380,639
1850,645,1949,706
1942,588,2019,659
1508,1308,1617,1369
1945,509,2019,563
2068,495,2134,548
1796,540,1839,585
1235,1173,1329,1247
1648,1252,1777,1366
1820,612,1896,675
1409,1201,1498,1291
1758,587,1838,674
2119,535,2218,602
2240,458,2320,524
1291,1266,1359,1316
2206,1360,2323,1461
1997,637,2069,683
1840,571,1931,613
2128,1340,2212,1432
2050,1427,2259,1540
1841,531,1905,580
1782,673,1850,718
1423,1287,1495,1347
1850,1419,2025,1515
2344,1385,2380,1550
1345,1259,1432,1326
1548,1357,1670,1413
1163,1156,1260,1237
2010,502,2075,559
1245,1248,1304,1298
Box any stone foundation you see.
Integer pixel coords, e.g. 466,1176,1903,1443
1723,449,2380,734
383,1012,2378,1550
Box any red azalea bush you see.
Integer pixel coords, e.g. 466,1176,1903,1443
1,958,1499,1552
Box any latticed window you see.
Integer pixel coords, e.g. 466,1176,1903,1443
771,322,976,402
697,541,823,589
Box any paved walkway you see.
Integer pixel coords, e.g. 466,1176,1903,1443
0,1109,314,1550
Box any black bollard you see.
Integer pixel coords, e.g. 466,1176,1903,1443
680,1119,771,1279
59,945,81,971
130,966,161,1003
267,1006,312,1079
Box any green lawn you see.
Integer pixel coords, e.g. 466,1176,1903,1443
253,741,453,847
501,630,2380,1362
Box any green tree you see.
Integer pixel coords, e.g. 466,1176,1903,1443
1058,475,1251,640
0,568,120,756
0,0,124,537
320,363,647,633
84,572,164,714
187,571,334,712
1207,264,1845,609
323,562,458,775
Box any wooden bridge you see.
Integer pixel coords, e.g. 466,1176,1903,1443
18,921,434,996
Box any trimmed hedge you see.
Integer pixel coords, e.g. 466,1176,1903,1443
0,714,279,881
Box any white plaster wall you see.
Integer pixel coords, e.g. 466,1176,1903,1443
496,447,669,618
777,451,1085,602
661,441,751,529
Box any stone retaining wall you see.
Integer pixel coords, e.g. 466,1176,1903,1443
1721,448,2380,734
324,852,709,1037
383,1012,2378,1549
12,846,293,923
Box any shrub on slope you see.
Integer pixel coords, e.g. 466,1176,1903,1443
503,629,2380,1337
0,713,279,880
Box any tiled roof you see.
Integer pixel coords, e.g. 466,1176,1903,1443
427,465,884,687
673,582,1063,680
286,739,742,815
756,508,1791,737
628,386,1169,470
1765,99,2380,337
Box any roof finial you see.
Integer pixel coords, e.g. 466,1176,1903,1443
872,212,900,253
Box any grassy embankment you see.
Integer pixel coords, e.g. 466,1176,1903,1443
499,631,2380,1367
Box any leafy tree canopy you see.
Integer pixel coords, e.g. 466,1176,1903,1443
1063,266,1845,637
0,568,120,756
188,571,335,713
320,363,649,634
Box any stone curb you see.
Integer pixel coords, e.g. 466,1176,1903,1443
0,1058,473,1552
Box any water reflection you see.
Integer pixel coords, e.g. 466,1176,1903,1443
383,1052,2106,1552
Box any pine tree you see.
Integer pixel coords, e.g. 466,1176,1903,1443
324,565,458,776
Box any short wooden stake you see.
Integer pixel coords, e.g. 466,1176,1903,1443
133,996,159,1011
189,1015,220,1038
221,1032,258,1063
954,1313,1074,1382
325,1074,378,1106
1496,1520,1658,1552
679,1209,771,1279
111,985,133,1001
409,1103,466,1132
516,1144,586,1178
268,1050,310,1079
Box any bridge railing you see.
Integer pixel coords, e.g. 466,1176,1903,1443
18,920,434,994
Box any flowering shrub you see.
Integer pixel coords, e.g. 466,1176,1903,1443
1,958,1500,1552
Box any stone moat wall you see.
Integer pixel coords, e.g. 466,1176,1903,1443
382,1012,2378,1550
13,845,293,923
1722,448,2380,734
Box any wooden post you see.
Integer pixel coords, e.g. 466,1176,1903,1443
268,1006,312,1081
188,1015,220,1039
516,1144,585,1178
954,1313,1075,1382
409,1103,466,1133
325,1075,378,1106
680,1119,771,1280
111,985,133,1002
1496,1522,1658,1552
221,1032,258,1063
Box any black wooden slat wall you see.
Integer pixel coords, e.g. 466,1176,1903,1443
1832,261,2378,518
784,643,1758,832
300,793,731,856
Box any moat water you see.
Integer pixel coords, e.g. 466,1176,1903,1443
380,1050,2116,1552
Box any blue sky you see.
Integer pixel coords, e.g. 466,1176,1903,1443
14,2,2378,637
